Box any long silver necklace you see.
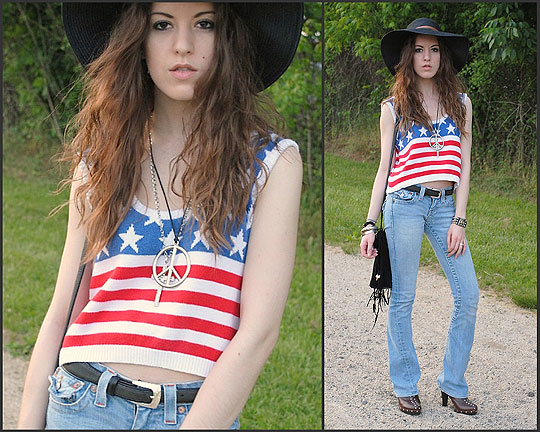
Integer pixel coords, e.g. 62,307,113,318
149,131,191,306
428,96,445,157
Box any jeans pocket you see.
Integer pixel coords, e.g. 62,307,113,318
442,195,455,207
392,189,416,203
47,366,92,411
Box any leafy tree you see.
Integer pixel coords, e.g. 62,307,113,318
325,2,537,170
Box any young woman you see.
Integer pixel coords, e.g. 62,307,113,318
360,18,479,416
17,3,303,429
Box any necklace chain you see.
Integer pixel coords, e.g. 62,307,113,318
148,130,192,302
148,131,191,248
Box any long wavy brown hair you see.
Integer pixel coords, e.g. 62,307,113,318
389,35,466,136
57,3,283,262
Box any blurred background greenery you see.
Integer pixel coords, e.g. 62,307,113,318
2,3,322,429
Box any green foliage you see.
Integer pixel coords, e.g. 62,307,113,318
325,2,537,171
325,152,537,309
2,3,82,146
266,3,322,192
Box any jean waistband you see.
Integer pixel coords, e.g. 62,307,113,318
403,184,454,198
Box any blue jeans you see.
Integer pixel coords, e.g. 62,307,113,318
46,362,240,429
382,185,479,398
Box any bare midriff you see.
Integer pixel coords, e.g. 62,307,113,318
103,362,204,384
419,180,454,190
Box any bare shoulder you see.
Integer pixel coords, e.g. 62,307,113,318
380,102,395,130
265,142,303,187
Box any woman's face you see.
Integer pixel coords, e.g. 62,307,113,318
412,34,440,80
144,2,216,102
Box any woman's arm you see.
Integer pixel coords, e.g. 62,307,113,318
17,166,91,429
180,146,303,429
360,103,396,259
447,96,473,257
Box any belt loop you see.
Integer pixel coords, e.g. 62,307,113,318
163,384,177,425
418,185,426,201
94,368,116,407
441,187,447,202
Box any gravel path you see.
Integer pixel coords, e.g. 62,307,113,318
324,245,537,430
3,349,28,429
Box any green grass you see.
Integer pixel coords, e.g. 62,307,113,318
324,152,537,309
2,142,322,429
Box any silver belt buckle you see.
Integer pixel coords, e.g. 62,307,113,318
431,188,442,198
132,380,162,409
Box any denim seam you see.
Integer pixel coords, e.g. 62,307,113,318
389,197,417,395
424,221,462,326
130,405,139,430
48,384,92,408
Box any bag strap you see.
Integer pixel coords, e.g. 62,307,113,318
56,238,87,368
378,114,400,229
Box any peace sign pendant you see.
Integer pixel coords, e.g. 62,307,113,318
152,245,191,306
429,133,445,156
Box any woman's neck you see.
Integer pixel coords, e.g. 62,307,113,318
415,77,438,101
151,95,196,153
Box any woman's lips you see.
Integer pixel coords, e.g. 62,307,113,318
169,65,197,80
169,69,197,80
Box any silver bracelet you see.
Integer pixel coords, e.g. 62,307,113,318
361,226,378,236
451,216,467,228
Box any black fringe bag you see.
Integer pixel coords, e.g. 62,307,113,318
367,115,399,326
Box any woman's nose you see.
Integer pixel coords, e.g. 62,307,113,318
174,27,194,55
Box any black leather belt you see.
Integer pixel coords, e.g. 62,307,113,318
62,362,199,409
404,185,454,198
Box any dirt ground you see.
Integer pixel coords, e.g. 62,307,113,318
324,245,537,430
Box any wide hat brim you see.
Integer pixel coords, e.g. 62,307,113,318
381,27,469,75
62,3,304,90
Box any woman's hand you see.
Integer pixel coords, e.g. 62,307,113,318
360,232,377,259
447,224,466,257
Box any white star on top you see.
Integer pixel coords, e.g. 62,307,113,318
191,229,210,250
418,126,428,137
439,116,447,125
162,229,176,247
406,130,413,142
397,139,404,150
119,224,144,253
446,123,456,134
246,203,255,230
144,211,161,227
230,229,247,260
98,245,109,260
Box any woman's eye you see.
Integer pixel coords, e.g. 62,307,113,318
415,48,422,53
152,21,171,31
196,19,215,30
432,47,439,52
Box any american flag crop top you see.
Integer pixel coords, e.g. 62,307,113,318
384,94,467,194
59,136,299,378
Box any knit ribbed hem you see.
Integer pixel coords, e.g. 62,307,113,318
386,175,460,194
59,345,216,378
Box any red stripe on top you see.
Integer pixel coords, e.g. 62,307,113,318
397,139,460,161
388,169,460,188
89,289,240,317
395,150,461,169
62,333,223,362
90,264,242,290
74,310,237,340
391,159,461,176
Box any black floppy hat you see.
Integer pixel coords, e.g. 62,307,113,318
380,17,469,75
62,3,304,90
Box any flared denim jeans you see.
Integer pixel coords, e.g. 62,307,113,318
383,185,479,398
